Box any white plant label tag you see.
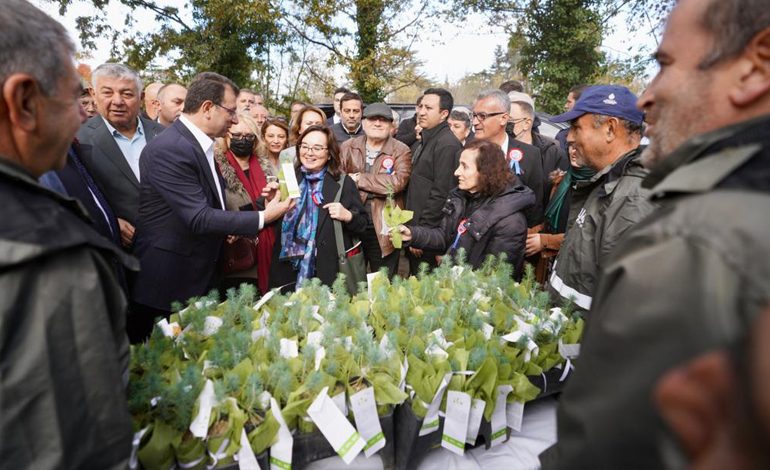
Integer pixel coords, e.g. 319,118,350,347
203,316,224,336
441,391,471,455
481,323,494,340
189,379,216,438
367,272,381,299
282,162,301,198
279,338,298,358
269,397,293,470
314,346,326,371
419,372,453,436
310,305,324,324
558,339,581,359
506,400,525,432
332,390,348,415
236,427,260,470
253,290,275,312
465,398,486,444
350,387,386,457
307,386,365,464
490,384,512,447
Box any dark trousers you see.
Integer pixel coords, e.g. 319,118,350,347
127,302,170,344
406,246,439,275
361,224,400,278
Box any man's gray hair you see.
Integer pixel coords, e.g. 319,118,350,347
511,100,535,119
0,0,75,96
698,0,770,69
449,109,471,128
91,63,143,94
391,109,401,127
475,89,510,114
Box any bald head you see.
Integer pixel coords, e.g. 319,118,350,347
143,82,163,120
157,83,187,127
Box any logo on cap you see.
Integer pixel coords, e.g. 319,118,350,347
603,93,617,105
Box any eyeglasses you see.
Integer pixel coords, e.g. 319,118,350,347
510,117,530,124
471,111,505,121
230,133,256,141
299,144,328,154
215,103,238,118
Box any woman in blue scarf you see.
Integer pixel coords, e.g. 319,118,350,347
269,125,368,290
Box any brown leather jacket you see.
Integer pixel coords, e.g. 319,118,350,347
340,135,412,256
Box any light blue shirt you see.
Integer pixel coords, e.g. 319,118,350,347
102,116,147,182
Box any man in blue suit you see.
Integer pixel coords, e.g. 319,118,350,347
130,72,293,341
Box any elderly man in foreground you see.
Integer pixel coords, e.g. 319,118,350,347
0,1,137,467
541,0,770,467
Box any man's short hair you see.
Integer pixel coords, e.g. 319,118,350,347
0,0,75,96
449,109,471,128
91,63,143,94
334,86,351,96
157,83,185,101
570,84,588,100
423,88,454,113
499,80,524,93
511,100,535,119
340,92,363,108
475,89,510,114
592,114,644,141
239,88,255,95
184,72,239,114
698,0,770,68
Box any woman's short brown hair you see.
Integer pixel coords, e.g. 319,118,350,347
257,118,289,157
289,105,327,145
296,125,341,179
464,139,513,197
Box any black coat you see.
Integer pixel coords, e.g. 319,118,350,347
394,115,418,147
269,172,368,289
506,134,544,227
532,132,568,207
405,121,463,227
409,182,535,280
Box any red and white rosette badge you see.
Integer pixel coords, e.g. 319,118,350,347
508,148,524,175
381,157,395,174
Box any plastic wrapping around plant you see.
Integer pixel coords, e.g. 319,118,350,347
127,252,583,469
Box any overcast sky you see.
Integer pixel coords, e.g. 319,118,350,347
35,0,659,84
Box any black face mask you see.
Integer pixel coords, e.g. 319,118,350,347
229,138,253,157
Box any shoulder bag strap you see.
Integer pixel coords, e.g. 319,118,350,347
333,173,346,261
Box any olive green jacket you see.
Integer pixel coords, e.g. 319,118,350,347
0,158,138,469
547,147,656,310
541,115,770,469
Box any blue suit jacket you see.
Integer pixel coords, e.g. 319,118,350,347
131,119,262,310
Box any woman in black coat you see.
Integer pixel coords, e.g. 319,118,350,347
269,125,367,289
396,139,534,279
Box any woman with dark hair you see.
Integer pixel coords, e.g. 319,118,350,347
215,112,288,294
258,117,289,176
278,104,327,165
396,139,534,279
269,125,368,289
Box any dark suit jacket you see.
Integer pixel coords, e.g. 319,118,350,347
77,115,163,224
131,119,263,311
506,133,544,227
269,172,367,289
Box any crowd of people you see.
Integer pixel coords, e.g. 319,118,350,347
1,0,769,468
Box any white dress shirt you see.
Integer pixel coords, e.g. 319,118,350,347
178,115,264,229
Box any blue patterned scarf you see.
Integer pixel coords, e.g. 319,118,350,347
279,167,326,285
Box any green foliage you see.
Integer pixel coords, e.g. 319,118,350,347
519,0,605,113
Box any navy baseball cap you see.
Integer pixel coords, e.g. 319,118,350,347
551,85,644,125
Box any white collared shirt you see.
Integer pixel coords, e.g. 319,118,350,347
178,115,227,212
102,116,146,181
500,133,510,158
